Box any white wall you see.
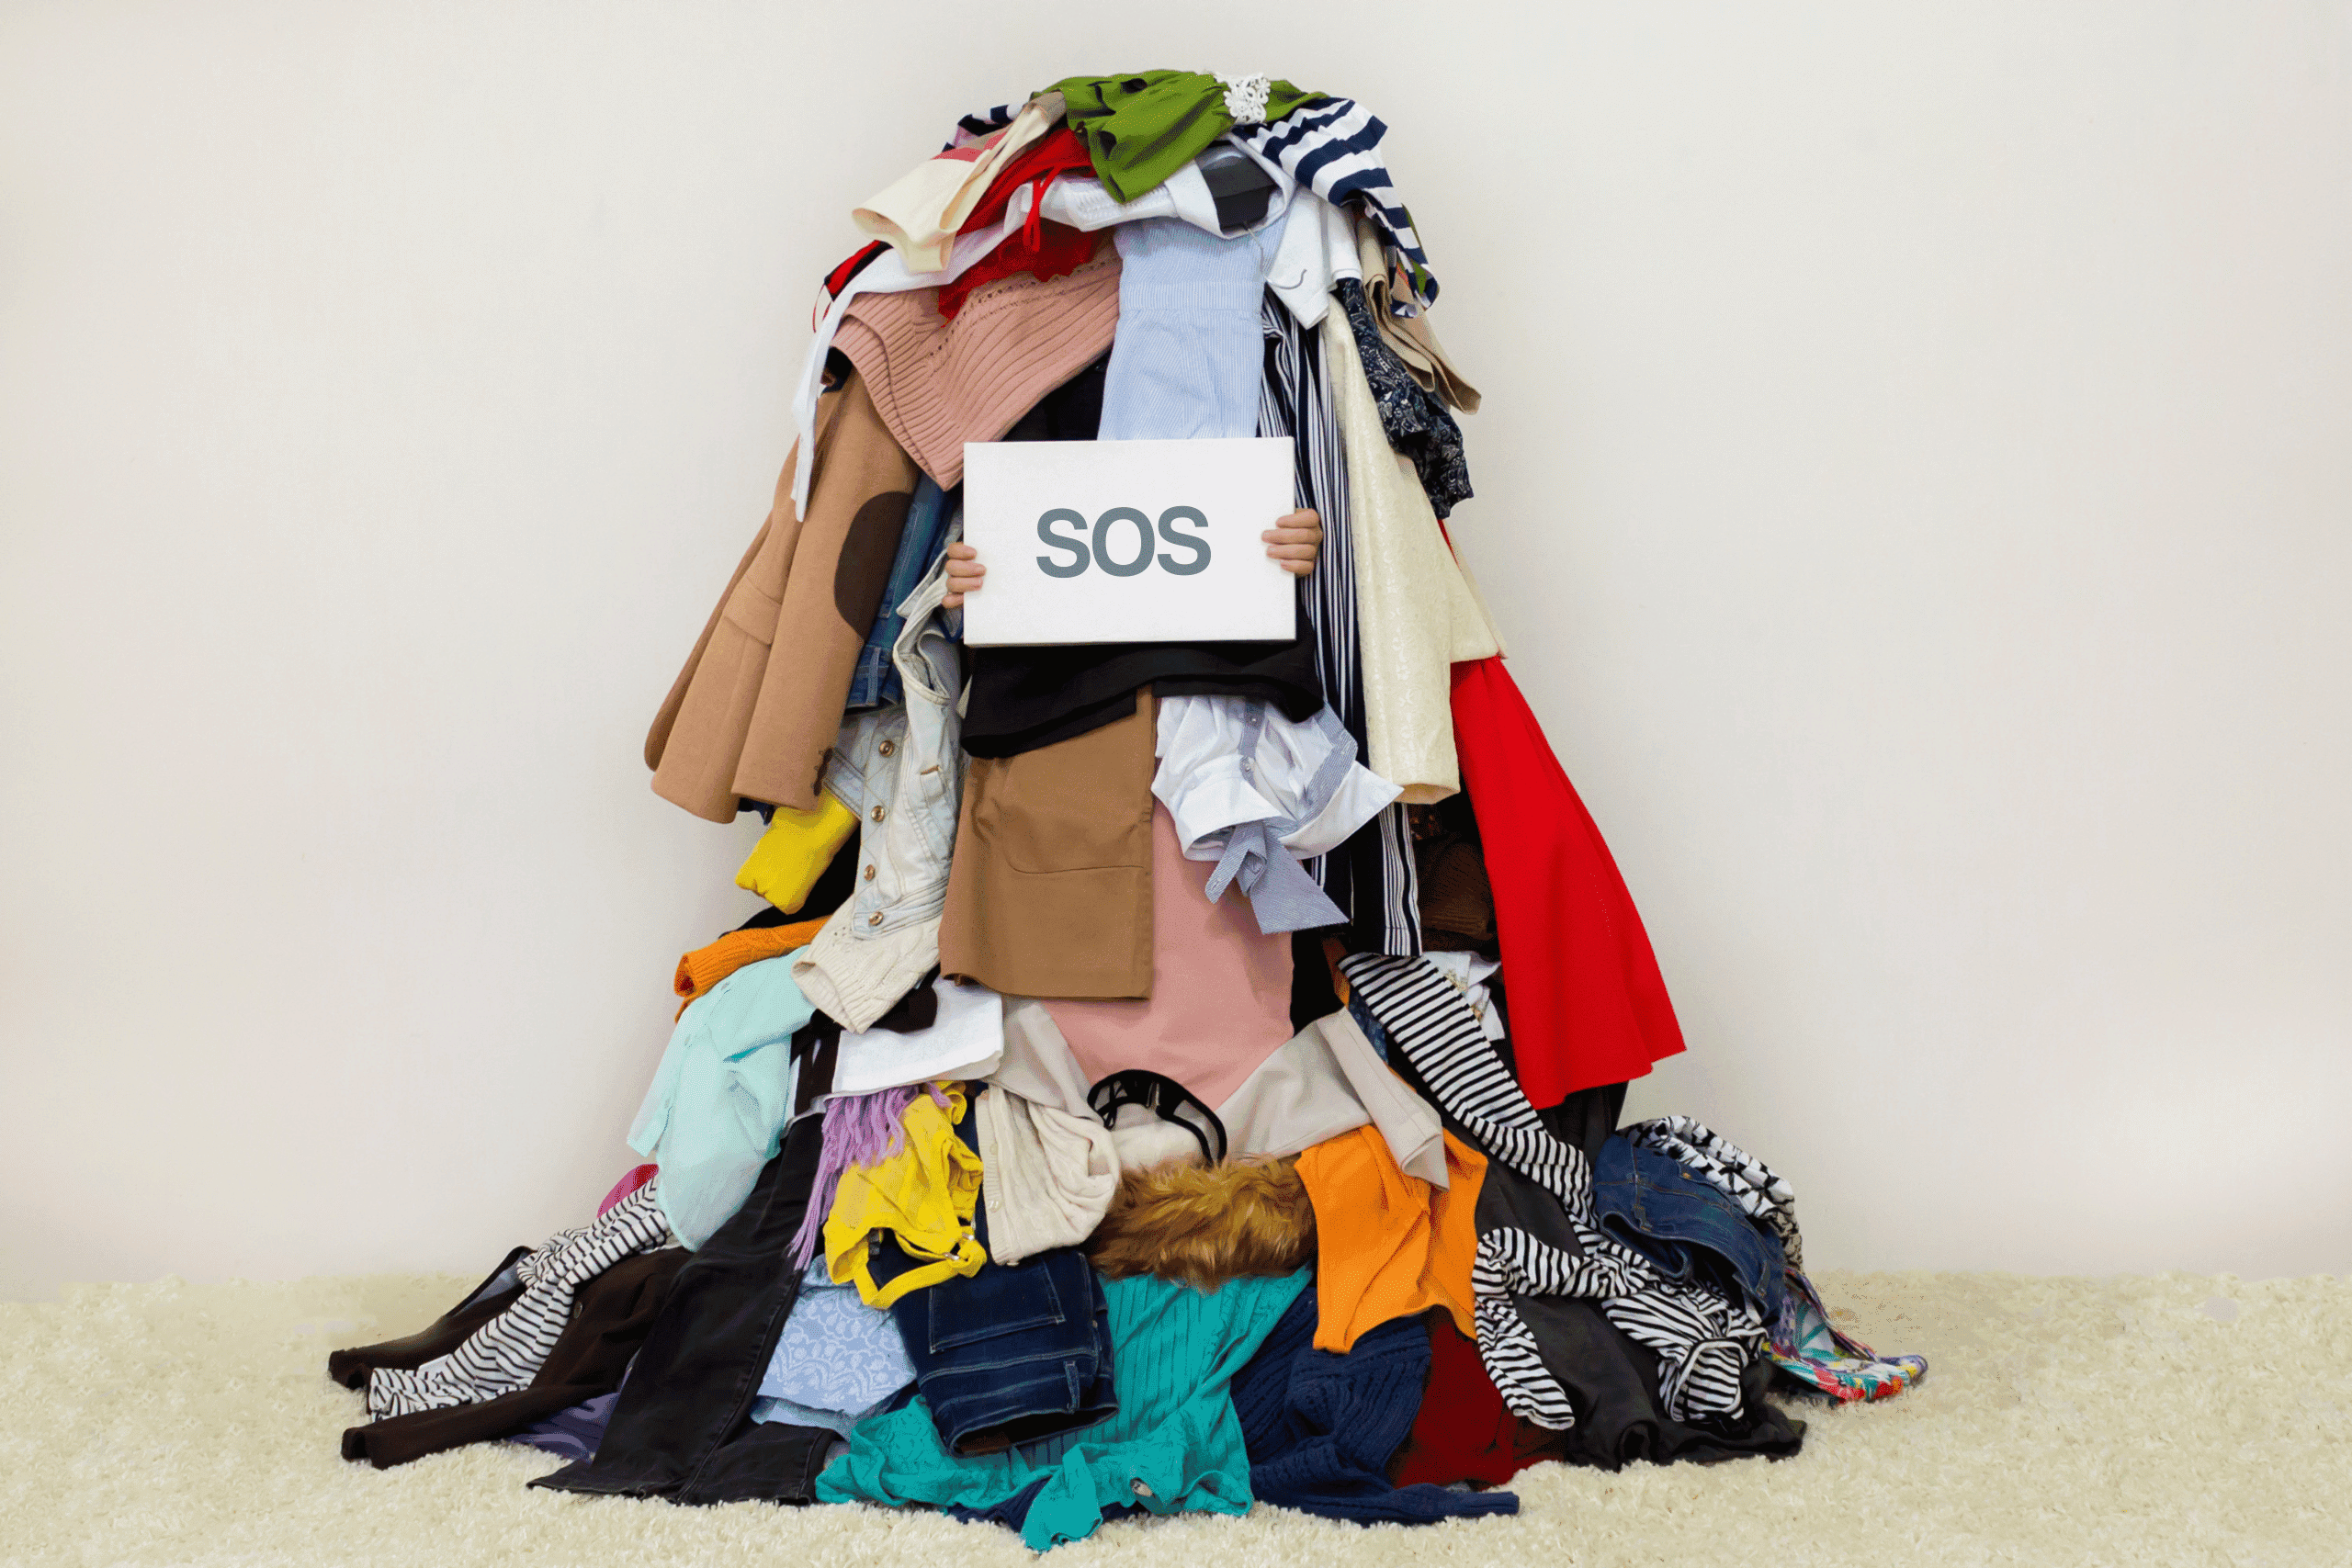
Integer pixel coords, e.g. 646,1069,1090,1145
5,1,2347,1300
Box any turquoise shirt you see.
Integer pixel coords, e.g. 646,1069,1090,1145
817,1269,1312,1549
628,951,814,1248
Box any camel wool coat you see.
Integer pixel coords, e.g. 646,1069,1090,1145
646,370,919,822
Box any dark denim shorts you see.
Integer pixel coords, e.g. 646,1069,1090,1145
1593,1134,1786,1320
889,1242,1116,1456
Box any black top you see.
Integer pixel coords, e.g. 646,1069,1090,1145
960,355,1325,760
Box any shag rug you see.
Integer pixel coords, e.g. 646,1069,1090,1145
3,1269,2346,1566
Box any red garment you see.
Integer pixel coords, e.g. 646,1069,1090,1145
1388,1316,1565,1489
1449,655,1688,1102
817,132,1097,323
935,221,1096,320
597,1164,657,1218
957,127,1092,236
822,240,888,303
937,128,1099,320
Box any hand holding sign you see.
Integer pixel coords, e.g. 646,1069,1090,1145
1260,510,1328,577
943,509,1321,607
957,436,1303,646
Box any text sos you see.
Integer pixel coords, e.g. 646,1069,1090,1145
1035,506,1211,579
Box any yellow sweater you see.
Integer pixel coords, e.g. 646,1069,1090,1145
823,1082,988,1308
735,792,858,912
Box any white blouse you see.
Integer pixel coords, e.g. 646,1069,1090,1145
1152,694,1403,925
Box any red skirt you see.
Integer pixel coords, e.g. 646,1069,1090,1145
1449,655,1687,1103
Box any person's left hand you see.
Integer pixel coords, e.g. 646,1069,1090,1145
1261,508,1324,577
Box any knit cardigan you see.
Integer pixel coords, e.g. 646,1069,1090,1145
1228,1287,1520,1525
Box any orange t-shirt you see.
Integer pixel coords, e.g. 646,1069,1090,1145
1295,1124,1486,1353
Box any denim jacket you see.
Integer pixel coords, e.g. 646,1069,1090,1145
794,542,965,1031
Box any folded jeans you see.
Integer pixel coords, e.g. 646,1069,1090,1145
890,1242,1116,1456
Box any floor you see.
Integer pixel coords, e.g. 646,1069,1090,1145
3,1269,2345,1566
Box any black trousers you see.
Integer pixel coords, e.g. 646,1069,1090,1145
531,1114,836,1506
1512,1290,1805,1469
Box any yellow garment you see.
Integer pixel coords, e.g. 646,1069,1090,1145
735,792,857,912
824,1082,988,1308
1295,1126,1486,1353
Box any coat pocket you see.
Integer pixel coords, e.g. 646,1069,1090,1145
967,697,1153,877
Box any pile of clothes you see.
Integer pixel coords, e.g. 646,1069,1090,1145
328,72,1928,1551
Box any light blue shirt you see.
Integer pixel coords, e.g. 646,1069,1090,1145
1098,215,1291,441
628,952,815,1248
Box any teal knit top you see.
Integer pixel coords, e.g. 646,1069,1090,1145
816,1269,1312,1550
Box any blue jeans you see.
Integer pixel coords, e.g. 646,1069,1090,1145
1592,1134,1786,1321
889,1244,1116,1455
844,476,954,711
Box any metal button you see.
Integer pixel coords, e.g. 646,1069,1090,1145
878,739,896,757
862,864,876,881
867,911,884,927
871,805,887,823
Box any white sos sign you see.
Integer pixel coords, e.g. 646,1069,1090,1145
958,436,1297,646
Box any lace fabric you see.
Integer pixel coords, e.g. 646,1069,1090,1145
1215,73,1273,127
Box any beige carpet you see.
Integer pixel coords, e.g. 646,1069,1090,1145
2,1269,2346,1566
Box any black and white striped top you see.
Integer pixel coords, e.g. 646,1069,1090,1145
1340,952,1764,1428
367,1183,673,1420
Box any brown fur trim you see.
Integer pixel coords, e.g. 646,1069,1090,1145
1084,1156,1316,1291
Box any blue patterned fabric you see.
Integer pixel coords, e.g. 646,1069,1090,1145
750,1391,895,1439
756,1260,915,1419
1333,278,1470,519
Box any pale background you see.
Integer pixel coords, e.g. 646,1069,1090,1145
4,2,2346,1300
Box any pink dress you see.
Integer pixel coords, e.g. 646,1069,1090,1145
1042,803,1295,1106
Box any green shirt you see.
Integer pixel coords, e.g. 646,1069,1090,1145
816,1268,1313,1549
1046,72,1320,205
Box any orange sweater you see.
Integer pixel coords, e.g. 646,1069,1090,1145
1295,1125,1486,1353
673,920,829,1016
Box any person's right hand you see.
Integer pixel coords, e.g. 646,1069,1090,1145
943,540,985,609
